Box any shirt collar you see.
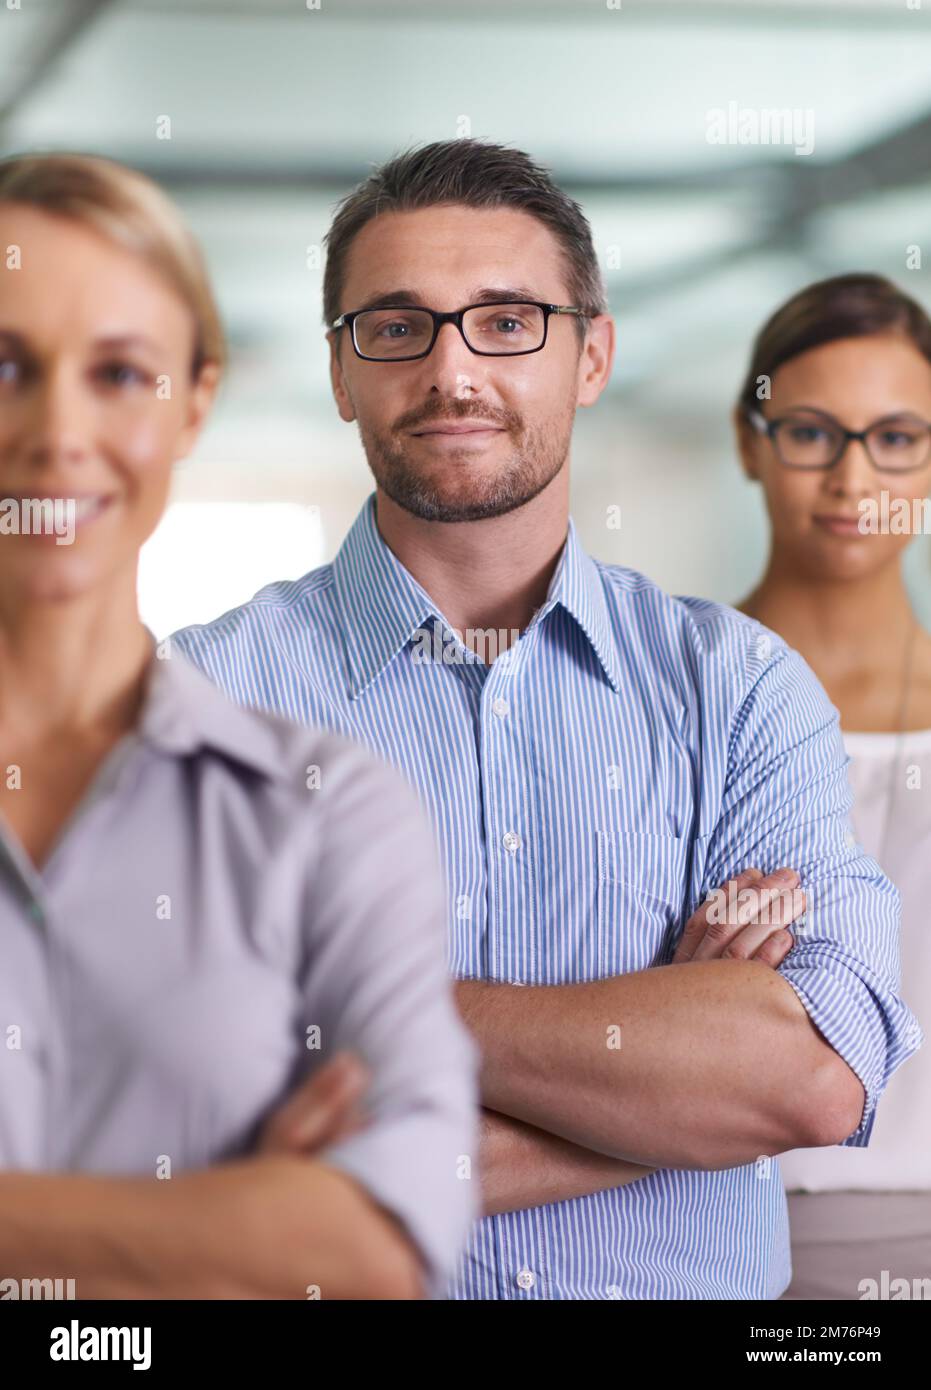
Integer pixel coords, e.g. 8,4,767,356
333,494,624,697
140,632,288,780
538,516,624,694
0,636,289,902
332,496,439,699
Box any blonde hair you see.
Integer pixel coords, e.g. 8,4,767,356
0,152,226,376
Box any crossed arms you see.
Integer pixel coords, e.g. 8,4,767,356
0,1152,423,1300
463,866,866,1216
467,639,912,1218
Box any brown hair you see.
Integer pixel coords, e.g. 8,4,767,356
0,152,226,377
737,272,931,413
322,138,608,342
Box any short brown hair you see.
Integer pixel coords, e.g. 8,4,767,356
737,272,931,412
0,151,226,377
322,139,608,341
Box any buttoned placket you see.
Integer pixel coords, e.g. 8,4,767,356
481,646,525,984
0,730,144,1166
476,621,551,1300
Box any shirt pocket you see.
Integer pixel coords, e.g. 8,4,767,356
596,830,689,976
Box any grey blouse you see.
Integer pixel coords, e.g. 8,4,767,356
0,640,479,1296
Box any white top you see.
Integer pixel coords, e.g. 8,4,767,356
780,725,931,1192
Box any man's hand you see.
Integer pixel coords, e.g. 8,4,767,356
673,865,804,967
258,1053,371,1156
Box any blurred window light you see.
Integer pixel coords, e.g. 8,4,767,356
138,502,324,640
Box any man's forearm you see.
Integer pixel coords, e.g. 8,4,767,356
479,1108,654,1216
458,961,863,1170
0,1157,423,1300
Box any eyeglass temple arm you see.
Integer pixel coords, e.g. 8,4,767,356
745,407,771,434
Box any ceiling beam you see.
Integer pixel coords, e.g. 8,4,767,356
0,0,117,133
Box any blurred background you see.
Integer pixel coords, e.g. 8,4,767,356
2,0,930,636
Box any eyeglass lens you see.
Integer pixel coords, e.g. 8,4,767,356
773,412,931,470
353,303,546,358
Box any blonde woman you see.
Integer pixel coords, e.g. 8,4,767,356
734,272,931,1298
0,153,478,1299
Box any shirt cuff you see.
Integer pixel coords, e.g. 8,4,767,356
317,1117,478,1299
779,945,924,1147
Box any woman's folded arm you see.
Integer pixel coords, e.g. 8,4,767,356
0,1155,425,1300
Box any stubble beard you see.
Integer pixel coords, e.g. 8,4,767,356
359,410,574,523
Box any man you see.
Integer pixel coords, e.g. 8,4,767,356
174,139,922,1299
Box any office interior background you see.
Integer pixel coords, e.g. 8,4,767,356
1,0,930,637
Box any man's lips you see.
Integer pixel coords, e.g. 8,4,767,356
410,423,506,436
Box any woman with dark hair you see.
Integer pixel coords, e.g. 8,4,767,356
733,272,931,1299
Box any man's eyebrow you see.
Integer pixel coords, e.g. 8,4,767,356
469,286,545,305
350,285,546,313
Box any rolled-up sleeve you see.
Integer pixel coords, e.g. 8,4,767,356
697,629,923,1147
294,734,480,1297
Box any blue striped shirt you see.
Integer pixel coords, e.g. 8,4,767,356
173,493,922,1299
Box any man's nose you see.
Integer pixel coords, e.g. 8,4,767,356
422,321,484,397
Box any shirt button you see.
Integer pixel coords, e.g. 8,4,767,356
516,1268,535,1291
502,831,522,854
492,698,510,719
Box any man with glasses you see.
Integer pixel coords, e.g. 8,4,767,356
174,140,921,1299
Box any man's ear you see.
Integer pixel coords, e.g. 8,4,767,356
576,314,615,409
327,328,356,424
175,361,221,462
733,406,760,482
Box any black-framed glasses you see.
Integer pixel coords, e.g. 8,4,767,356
331,300,590,361
746,405,931,473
